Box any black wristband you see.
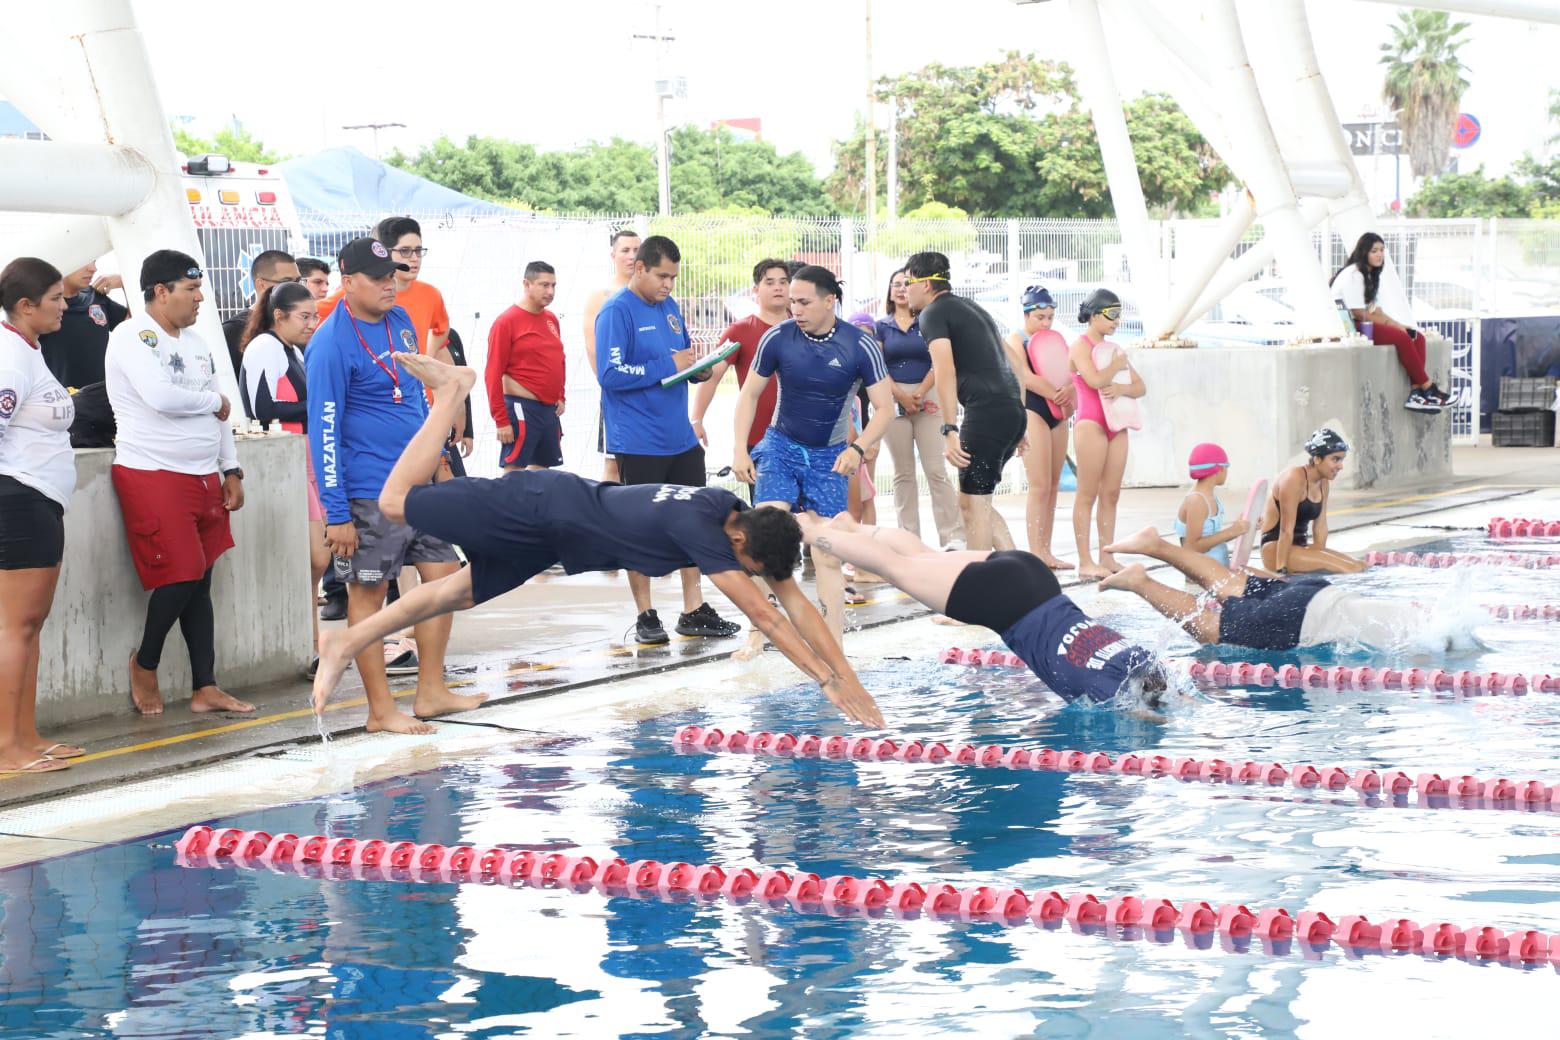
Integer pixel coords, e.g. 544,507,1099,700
940,423,959,436
222,467,244,480
847,442,865,457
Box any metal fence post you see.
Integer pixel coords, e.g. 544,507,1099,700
1006,218,1021,317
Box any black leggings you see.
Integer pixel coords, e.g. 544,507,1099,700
136,567,217,689
944,550,1062,631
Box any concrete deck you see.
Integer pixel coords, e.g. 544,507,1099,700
3,440,1557,816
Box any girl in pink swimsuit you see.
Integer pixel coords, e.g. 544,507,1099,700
1068,288,1146,580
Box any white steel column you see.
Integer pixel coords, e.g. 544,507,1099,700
1160,192,1256,336
0,141,156,216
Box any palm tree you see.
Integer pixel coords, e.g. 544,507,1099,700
1379,9,1471,178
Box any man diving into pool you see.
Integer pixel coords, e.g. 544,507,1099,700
312,353,884,729
797,514,1167,708
1098,526,1473,652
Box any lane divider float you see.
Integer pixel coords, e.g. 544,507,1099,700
673,726,1560,811
172,826,1557,969
1363,550,1560,569
1488,519,1560,539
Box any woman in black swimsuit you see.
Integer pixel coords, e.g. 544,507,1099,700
1258,427,1368,575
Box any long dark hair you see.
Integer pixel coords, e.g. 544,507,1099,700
240,281,314,351
1336,232,1383,307
884,266,908,317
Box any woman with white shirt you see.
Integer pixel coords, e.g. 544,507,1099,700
0,258,81,775
1331,232,1448,414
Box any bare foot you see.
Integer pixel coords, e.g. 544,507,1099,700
1099,553,1123,573
1098,562,1147,592
190,686,256,713
412,685,488,719
366,711,437,735
827,511,861,532
129,652,164,716
1102,525,1164,558
1037,553,1075,571
732,631,767,662
396,351,476,396
312,628,354,715
1076,563,1114,581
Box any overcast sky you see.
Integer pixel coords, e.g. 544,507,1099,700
119,0,1560,180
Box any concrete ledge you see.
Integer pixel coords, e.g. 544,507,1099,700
1122,336,1453,490
39,435,312,727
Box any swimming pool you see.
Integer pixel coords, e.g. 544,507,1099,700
4,496,1559,1038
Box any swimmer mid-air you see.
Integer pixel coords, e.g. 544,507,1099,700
312,353,884,729
797,514,1168,709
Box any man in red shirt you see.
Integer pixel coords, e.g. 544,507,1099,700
486,261,566,471
691,258,789,485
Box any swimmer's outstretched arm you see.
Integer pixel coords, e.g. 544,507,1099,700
706,570,884,728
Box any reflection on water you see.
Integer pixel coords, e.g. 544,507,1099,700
4,535,1560,1038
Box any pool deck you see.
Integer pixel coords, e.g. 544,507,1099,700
4,441,1558,815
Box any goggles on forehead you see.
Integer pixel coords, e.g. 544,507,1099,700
905,272,949,286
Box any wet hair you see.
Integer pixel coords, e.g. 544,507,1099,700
904,251,952,292
375,215,422,247
296,257,329,280
883,266,908,316
732,506,803,581
251,249,295,283
636,235,681,268
240,281,314,351
791,265,843,301
0,257,63,314
524,260,555,280
1336,232,1383,307
610,227,641,247
752,258,789,285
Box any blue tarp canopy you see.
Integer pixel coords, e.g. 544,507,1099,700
277,146,511,219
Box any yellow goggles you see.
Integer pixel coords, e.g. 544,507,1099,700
1098,305,1123,320
905,273,949,286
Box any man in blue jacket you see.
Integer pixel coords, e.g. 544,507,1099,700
307,237,485,735
595,234,740,645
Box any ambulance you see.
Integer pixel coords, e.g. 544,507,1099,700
180,154,311,322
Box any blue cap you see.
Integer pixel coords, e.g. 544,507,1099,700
1021,285,1055,312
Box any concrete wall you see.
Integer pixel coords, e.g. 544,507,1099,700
1122,336,1453,490
38,434,313,727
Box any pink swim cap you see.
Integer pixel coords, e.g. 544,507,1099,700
1188,442,1229,478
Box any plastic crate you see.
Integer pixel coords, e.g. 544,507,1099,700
1492,409,1556,447
1496,377,1556,412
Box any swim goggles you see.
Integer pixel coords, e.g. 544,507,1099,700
1097,305,1123,320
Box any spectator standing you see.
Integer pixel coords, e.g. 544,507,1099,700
0,258,82,773
690,258,789,483
1331,232,1447,413
876,267,965,548
222,250,299,388
297,257,331,302
486,261,567,472
323,218,452,367
106,250,253,716
582,229,640,483
238,281,327,672
902,251,1025,552
306,237,483,734
303,254,347,620
595,234,740,645
39,260,128,390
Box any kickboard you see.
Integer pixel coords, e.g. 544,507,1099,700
1231,478,1269,570
660,339,741,386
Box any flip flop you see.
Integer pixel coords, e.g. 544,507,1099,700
0,757,71,778
39,743,85,760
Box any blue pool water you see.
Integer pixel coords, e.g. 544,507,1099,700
5,530,1560,1038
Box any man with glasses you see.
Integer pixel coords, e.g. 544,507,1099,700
902,250,1025,553
223,250,299,387
105,250,252,717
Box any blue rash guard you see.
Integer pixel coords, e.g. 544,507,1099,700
1002,597,1155,705
751,318,888,447
306,303,428,525
594,287,698,457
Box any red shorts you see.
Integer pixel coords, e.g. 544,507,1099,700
112,466,234,589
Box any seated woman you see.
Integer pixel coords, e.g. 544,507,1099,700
1332,233,1448,414
799,513,1166,709
1259,427,1366,575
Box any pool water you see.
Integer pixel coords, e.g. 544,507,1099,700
5,527,1560,1038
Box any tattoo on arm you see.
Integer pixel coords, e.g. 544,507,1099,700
815,536,833,553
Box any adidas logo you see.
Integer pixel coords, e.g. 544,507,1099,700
828,358,842,367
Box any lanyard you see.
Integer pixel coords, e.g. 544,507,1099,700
342,302,402,403
2,321,37,349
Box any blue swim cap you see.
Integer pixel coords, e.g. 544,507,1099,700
1021,285,1055,312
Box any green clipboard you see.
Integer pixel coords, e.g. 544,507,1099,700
661,339,740,387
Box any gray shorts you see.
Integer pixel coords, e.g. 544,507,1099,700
333,497,458,586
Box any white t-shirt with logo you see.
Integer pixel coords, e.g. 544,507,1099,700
0,323,77,509
1330,266,1369,311
105,312,238,475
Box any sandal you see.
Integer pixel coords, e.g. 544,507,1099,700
0,757,71,778
40,743,85,760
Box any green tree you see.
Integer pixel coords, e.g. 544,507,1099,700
648,207,807,331
1404,166,1533,217
1380,9,1471,179
667,127,832,216
827,54,1227,218
172,126,283,163
865,202,979,259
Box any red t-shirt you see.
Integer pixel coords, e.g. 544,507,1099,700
486,304,566,425
724,314,779,449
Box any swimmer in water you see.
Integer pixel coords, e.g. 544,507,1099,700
798,513,1168,709
1100,526,1472,652
1260,427,1367,575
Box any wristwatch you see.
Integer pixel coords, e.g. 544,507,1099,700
940,423,959,436
222,467,244,480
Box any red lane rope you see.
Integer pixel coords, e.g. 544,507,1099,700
1363,550,1560,568
672,726,1559,811
1488,518,1560,539
1486,604,1560,620
172,826,1557,969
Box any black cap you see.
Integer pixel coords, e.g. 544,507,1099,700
337,237,409,279
140,249,203,291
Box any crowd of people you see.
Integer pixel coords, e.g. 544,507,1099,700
1,223,1431,761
